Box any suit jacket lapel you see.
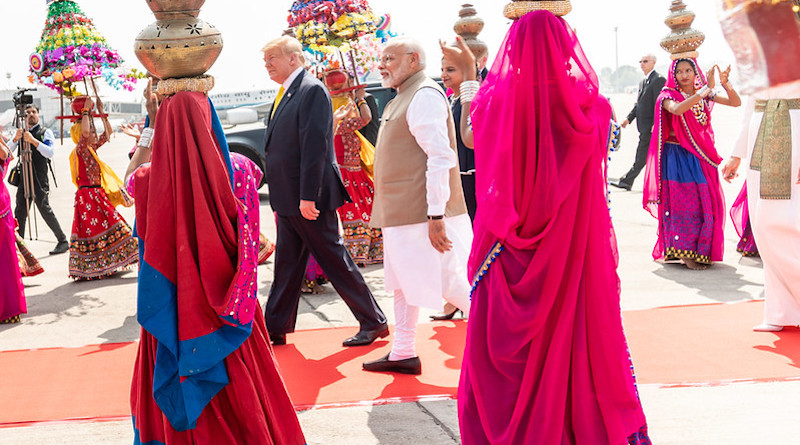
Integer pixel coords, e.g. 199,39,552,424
637,78,646,99
266,70,306,147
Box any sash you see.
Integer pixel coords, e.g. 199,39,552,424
751,98,799,199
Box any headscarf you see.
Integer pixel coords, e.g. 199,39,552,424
641,58,726,261
133,91,258,431
643,58,723,215
470,10,610,252
461,11,647,444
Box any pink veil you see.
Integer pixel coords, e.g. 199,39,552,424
470,10,610,252
460,11,648,444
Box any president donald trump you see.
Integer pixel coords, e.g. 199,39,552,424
261,36,387,347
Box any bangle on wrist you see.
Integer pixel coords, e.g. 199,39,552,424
138,127,154,149
698,85,711,98
460,80,480,106
427,215,444,220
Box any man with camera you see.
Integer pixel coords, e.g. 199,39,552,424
9,103,68,254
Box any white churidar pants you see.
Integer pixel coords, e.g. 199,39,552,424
383,214,472,360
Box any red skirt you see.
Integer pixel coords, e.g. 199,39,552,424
69,186,138,280
131,310,306,444
338,168,382,265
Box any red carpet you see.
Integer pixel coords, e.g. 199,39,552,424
1,302,799,427
624,301,800,386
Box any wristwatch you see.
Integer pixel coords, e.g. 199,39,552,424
427,215,444,220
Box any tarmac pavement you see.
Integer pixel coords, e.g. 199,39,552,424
1,94,798,444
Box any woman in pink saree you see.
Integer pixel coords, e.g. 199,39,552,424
458,9,650,444
642,59,740,270
0,137,26,324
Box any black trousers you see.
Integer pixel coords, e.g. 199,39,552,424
265,210,386,334
620,130,653,186
461,174,477,223
14,184,66,242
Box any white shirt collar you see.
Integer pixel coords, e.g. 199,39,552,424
282,67,304,90
644,69,655,80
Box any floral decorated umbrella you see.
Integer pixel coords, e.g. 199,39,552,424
288,0,390,81
28,0,144,97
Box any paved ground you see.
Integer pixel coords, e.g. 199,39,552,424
1,94,798,444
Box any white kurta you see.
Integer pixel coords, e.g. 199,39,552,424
381,87,473,311
731,85,800,326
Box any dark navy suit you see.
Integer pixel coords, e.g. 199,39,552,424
264,69,386,335
619,70,666,187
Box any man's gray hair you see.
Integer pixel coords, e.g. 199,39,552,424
646,53,657,63
387,37,426,68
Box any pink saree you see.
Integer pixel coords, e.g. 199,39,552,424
642,58,726,264
458,11,649,445
0,156,26,324
730,182,758,257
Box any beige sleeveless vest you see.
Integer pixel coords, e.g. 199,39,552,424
370,70,467,228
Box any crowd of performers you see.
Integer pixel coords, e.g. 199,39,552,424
1,3,798,444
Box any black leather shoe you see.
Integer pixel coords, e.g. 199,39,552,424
609,180,632,191
342,324,389,347
49,240,69,255
269,332,286,346
430,309,462,321
363,353,421,375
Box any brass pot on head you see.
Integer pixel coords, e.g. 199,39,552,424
454,4,488,60
660,0,705,60
134,0,222,80
146,0,206,19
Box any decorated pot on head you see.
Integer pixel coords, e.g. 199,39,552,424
503,0,572,19
454,4,488,61
660,0,705,60
146,0,206,19
718,0,800,94
323,69,349,95
134,0,221,94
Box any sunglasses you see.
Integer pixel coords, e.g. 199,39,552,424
640,60,652,63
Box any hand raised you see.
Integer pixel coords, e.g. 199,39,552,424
719,65,731,86
706,65,717,90
120,123,141,140
440,37,477,81
354,86,366,101
144,78,158,121
334,102,355,121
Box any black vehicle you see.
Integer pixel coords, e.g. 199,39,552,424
224,81,398,188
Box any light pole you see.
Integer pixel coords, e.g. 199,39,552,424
614,26,619,72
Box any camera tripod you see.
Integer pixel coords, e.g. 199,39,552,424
14,101,39,240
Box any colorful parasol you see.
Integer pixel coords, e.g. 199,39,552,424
288,0,393,80
28,0,145,96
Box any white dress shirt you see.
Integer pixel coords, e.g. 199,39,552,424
406,87,458,216
9,124,55,159
282,67,304,91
